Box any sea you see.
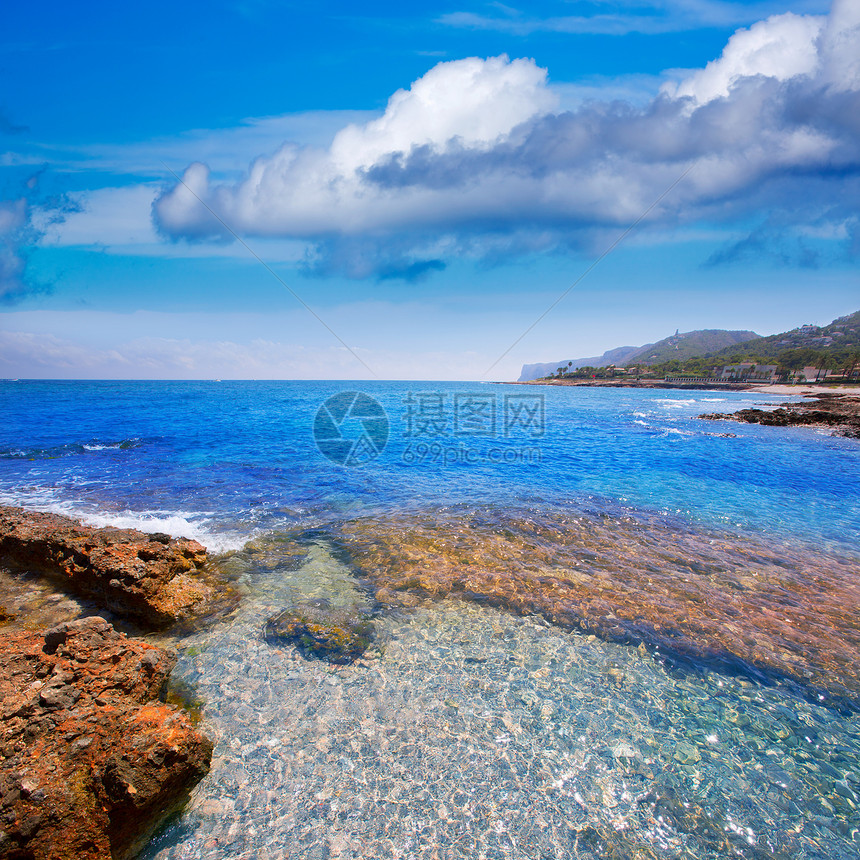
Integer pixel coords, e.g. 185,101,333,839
1,379,859,859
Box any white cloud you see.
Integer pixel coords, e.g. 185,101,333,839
820,0,860,90
330,56,556,173
152,2,860,278
155,55,556,245
665,12,825,104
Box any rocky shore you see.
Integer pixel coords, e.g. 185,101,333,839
0,506,236,627
699,392,860,438
0,508,229,859
0,618,212,860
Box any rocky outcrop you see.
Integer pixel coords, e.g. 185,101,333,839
0,506,233,627
699,393,860,438
0,616,212,860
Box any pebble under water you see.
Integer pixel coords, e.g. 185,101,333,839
143,540,860,860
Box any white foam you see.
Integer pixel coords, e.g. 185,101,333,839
660,427,694,437
0,489,251,554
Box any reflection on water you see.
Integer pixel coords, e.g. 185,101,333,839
143,535,860,860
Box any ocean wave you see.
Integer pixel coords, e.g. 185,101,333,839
0,491,251,554
659,427,695,438
81,511,253,554
0,438,141,459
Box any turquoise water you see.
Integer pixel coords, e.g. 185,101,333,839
1,380,857,551
1,380,859,858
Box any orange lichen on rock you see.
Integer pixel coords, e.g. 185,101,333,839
0,617,212,860
0,506,234,627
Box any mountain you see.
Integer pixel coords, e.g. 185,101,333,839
518,329,760,381
630,329,760,365
519,345,642,381
710,311,860,363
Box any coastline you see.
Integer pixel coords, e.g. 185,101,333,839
507,377,860,396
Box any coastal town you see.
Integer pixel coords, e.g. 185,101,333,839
527,311,860,388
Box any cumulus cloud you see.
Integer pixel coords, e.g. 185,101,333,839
664,12,825,104
154,1,860,278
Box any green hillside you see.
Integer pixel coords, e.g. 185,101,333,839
711,311,860,363
531,311,860,381
643,311,860,378
631,329,759,365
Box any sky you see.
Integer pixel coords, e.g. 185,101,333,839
1,0,858,381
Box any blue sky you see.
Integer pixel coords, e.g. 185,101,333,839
1,0,858,380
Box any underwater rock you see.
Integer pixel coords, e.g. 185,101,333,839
0,617,212,860
334,507,860,707
0,506,234,627
265,602,374,664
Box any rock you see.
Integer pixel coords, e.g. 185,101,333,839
0,506,235,627
673,742,701,765
0,616,212,860
265,603,374,664
698,393,860,438
333,506,860,708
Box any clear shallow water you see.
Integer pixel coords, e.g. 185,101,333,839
1,380,857,551
1,379,859,858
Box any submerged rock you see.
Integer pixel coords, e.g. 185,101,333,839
265,602,374,664
0,506,235,627
333,506,860,707
0,617,212,860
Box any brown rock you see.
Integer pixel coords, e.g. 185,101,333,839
0,506,234,627
0,616,212,860
265,602,375,664
334,507,860,708
699,393,860,438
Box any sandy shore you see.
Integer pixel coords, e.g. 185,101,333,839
747,384,860,396
510,378,860,396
